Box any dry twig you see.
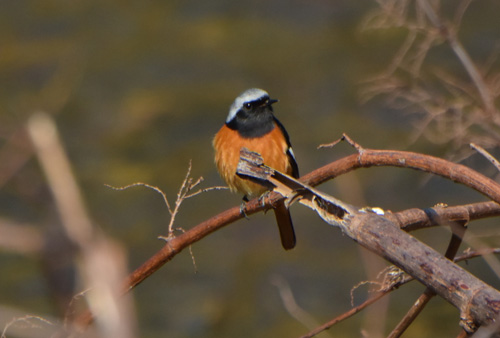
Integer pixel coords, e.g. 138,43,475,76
471,143,500,172
271,275,332,336
1,315,54,338
362,0,500,155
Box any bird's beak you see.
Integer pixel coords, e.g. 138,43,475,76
268,98,279,105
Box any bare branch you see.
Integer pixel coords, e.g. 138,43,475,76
27,112,94,245
1,315,55,338
363,0,500,155
238,148,500,332
184,185,228,199
418,0,494,112
388,289,435,338
350,280,382,307
304,248,500,337
388,220,467,337
271,275,330,335
167,161,203,237
470,143,500,172
453,0,473,29
72,141,500,331
318,133,365,152
106,161,213,239
300,291,388,338
27,112,137,338
105,182,173,214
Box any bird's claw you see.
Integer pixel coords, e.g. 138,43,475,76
258,191,272,208
240,200,250,220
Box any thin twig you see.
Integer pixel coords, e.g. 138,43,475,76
470,143,500,172
387,289,435,338
453,0,473,29
106,164,220,271
167,161,203,237
63,288,91,327
299,291,388,338
105,182,173,214
271,275,332,336
172,227,198,273
106,161,210,238
185,185,229,199
417,0,495,112
455,248,500,262
318,133,365,153
1,315,55,338
350,280,382,307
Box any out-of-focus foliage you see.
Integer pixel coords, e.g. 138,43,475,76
1,1,500,337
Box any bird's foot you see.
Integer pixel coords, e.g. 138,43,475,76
258,191,272,208
240,197,250,220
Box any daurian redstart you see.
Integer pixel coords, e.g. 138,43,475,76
213,88,299,250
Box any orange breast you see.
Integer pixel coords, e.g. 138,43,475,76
213,123,293,198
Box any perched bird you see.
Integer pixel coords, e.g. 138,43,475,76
213,88,299,250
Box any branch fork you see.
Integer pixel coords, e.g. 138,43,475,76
236,147,500,333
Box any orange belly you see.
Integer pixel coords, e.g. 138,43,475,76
213,124,293,198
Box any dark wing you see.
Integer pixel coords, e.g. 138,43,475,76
273,117,299,178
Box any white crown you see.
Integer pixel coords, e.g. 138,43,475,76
226,88,269,123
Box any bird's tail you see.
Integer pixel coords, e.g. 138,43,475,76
273,200,296,250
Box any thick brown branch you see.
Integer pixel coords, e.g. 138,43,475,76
392,201,500,232
308,147,500,203
239,148,500,332
387,221,467,337
346,213,499,332
304,248,500,338
73,146,500,328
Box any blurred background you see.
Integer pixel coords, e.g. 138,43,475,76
1,0,500,337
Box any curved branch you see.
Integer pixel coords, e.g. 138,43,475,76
72,146,500,327
306,148,500,203
130,147,500,292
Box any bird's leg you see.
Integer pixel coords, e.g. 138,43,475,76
240,196,250,220
258,191,272,208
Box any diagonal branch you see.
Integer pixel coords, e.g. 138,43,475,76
237,148,500,333
387,220,467,337
302,248,500,338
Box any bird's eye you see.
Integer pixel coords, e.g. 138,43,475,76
244,102,252,109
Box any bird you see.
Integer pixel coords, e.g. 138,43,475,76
213,88,299,250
